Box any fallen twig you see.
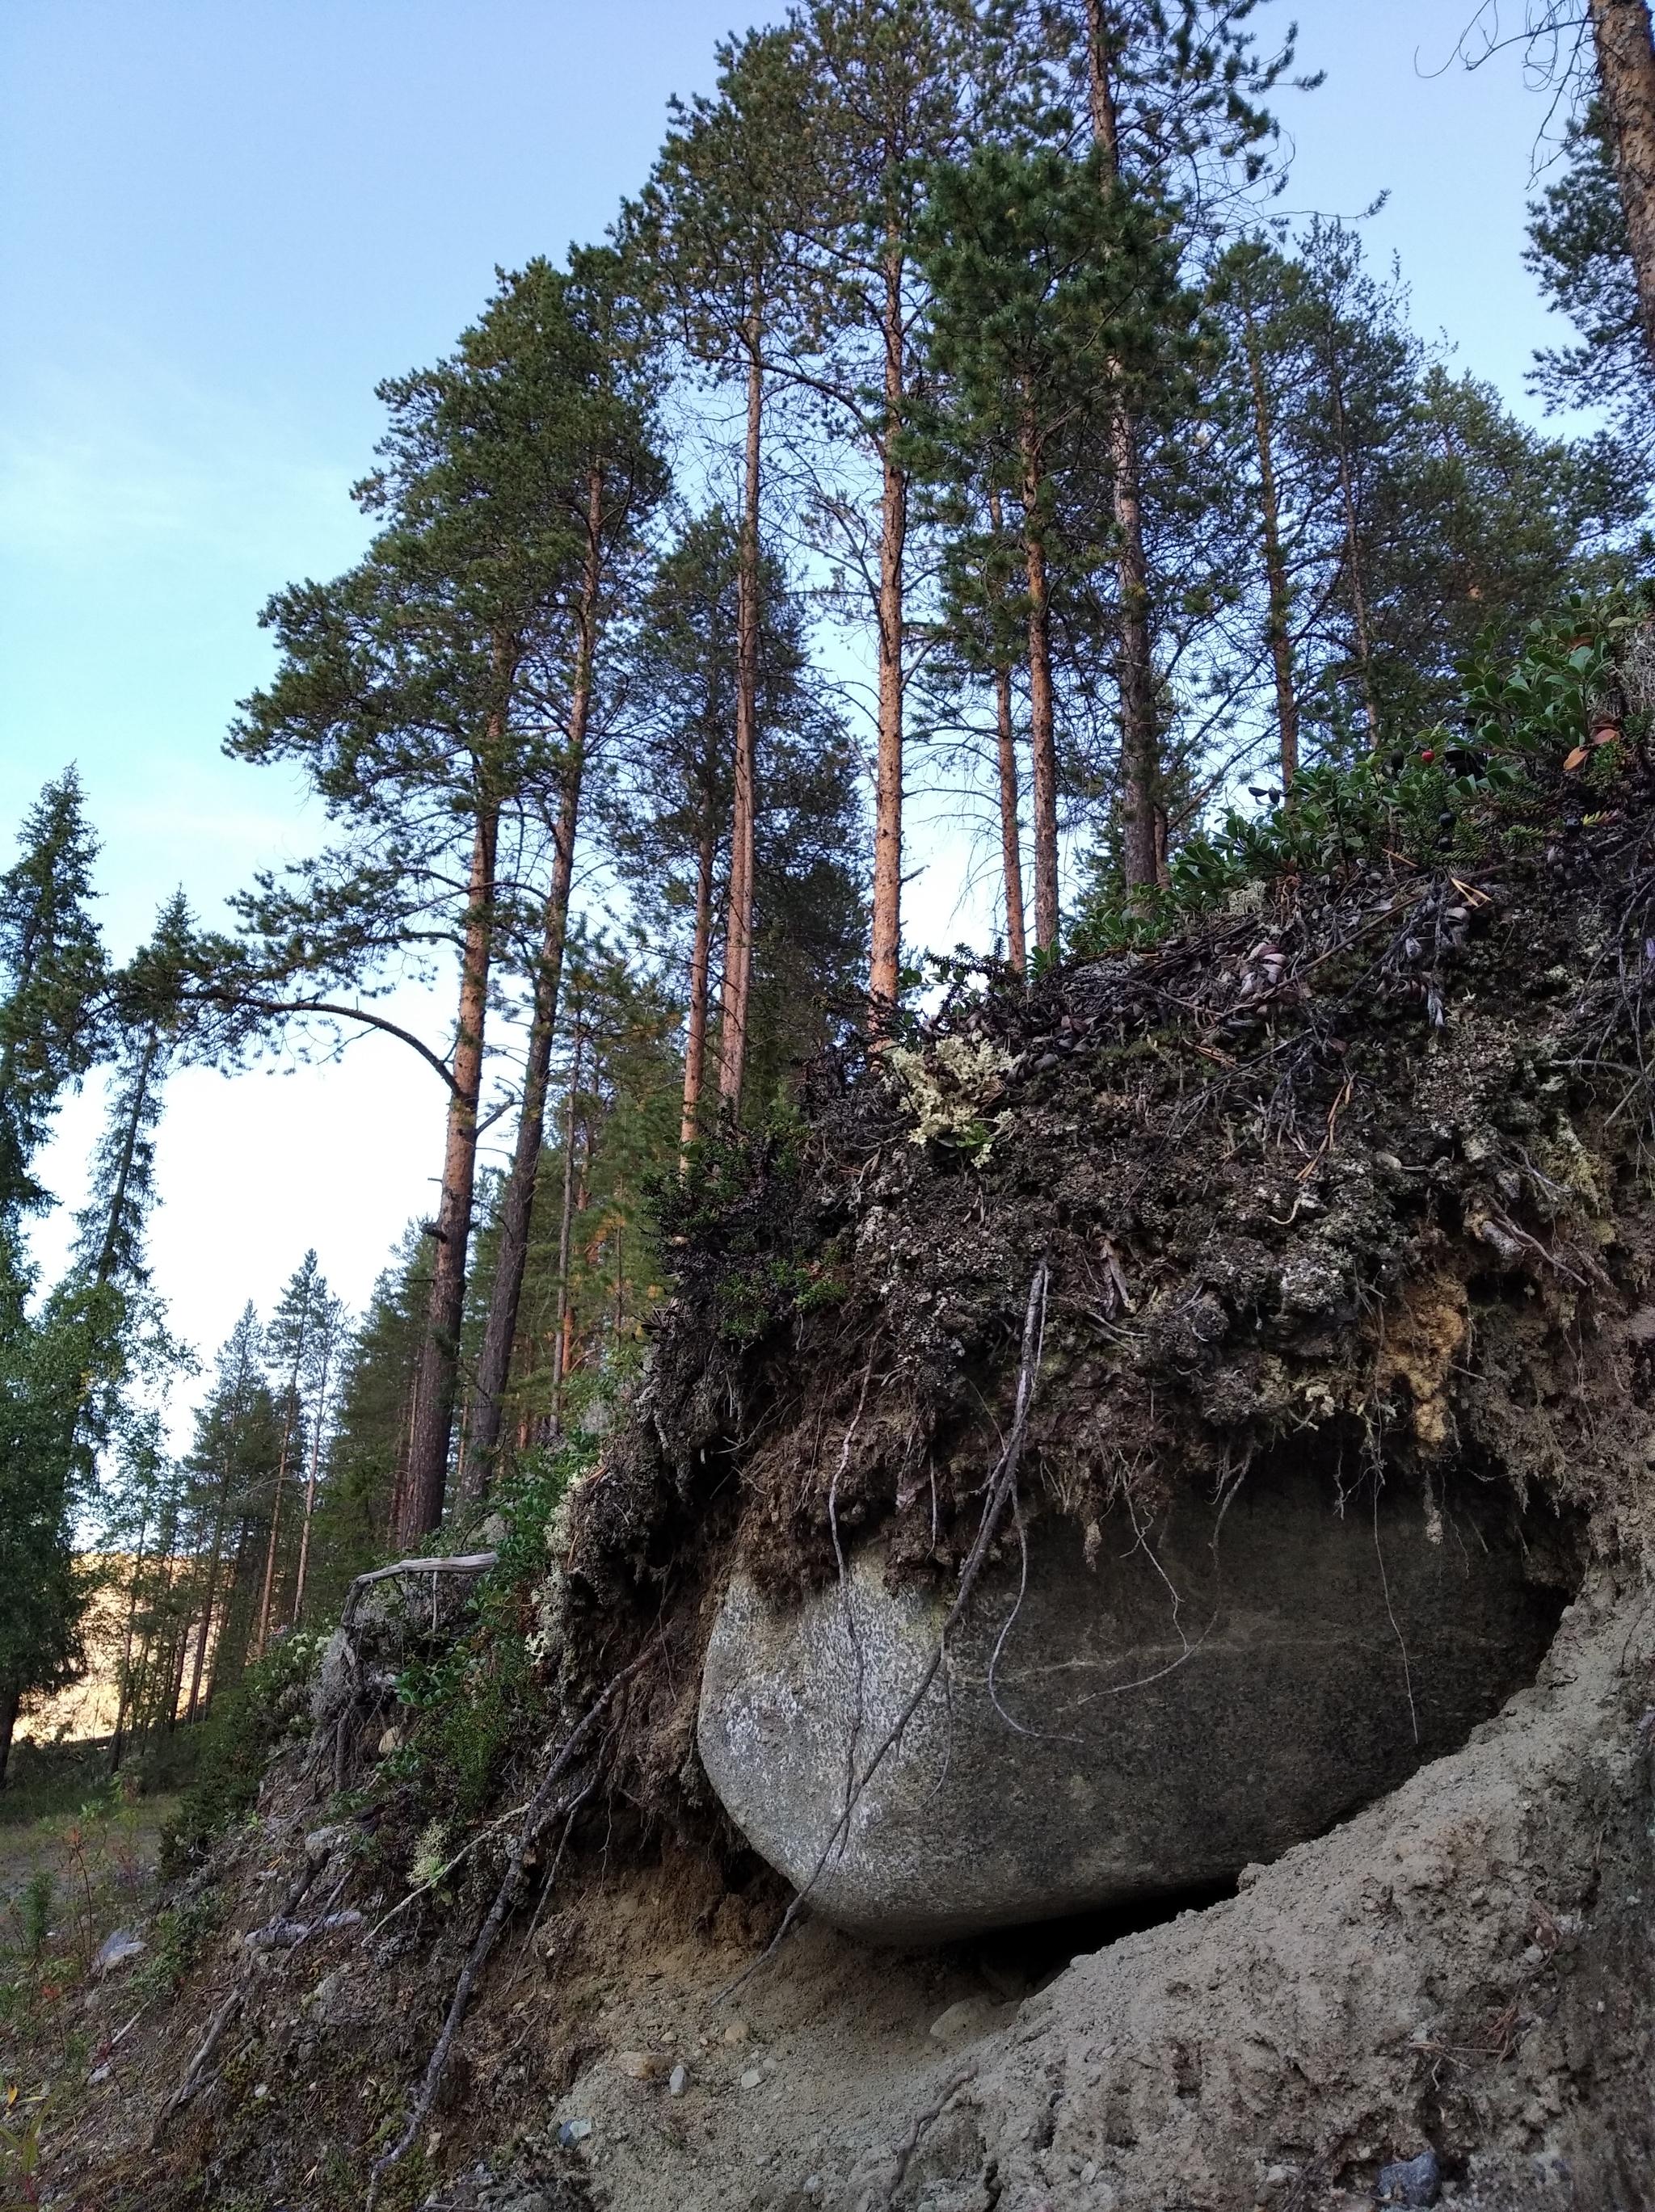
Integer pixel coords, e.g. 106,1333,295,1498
149,1983,243,2144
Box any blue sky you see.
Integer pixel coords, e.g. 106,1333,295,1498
0,0,1594,1398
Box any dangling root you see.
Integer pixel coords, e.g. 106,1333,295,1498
879,2061,979,2208
719,1260,1050,2000
363,1638,662,2211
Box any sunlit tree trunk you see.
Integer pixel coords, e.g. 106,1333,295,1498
290,1334,332,1624
1087,2,1164,894
681,821,717,1151
402,786,501,1542
1240,298,1300,788
1021,423,1061,953
870,241,910,1015
719,330,763,1111
1591,0,1655,368
985,488,1026,974
469,472,604,1493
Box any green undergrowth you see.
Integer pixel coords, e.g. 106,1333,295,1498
651,1104,850,1349
388,1434,594,1821
162,1632,324,1871
1076,586,1653,952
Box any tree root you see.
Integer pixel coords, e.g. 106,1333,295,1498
880,2061,979,2209
719,1260,1049,1999
363,1638,662,2211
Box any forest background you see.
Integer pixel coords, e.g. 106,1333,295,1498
2,0,1653,1783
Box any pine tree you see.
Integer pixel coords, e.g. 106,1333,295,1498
630,24,823,1093
915,141,1194,949
229,262,627,1542
1527,100,1655,455
1032,0,1301,887
465,249,667,1496
793,0,991,1011
609,510,866,1148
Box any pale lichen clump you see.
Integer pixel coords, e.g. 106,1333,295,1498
887,1033,1014,1161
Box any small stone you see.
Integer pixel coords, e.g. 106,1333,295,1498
803,2178,821,2198
253,2082,270,2101
722,2018,749,2045
739,2067,763,2090
1377,2147,1441,2206
929,1997,993,2044
1081,2164,1097,2185
86,2064,111,2086
377,1726,403,1758
558,2117,593,2147
668,2064,688,2097
92,1928,146,1974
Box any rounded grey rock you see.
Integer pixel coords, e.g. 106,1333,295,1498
697,1461,1571,1941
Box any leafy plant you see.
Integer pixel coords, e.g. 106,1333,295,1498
18,1876,51,1966
1075,587,1653,954
0,2080,47,2208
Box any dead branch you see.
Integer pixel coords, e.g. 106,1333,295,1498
149,1983,243,2144
363,1638,663,2211
152,1859,319,2144
339,1552,498,1629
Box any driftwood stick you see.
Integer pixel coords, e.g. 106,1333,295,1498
339,1553,497,1629
719,1260,1050,1999
364,1638,663,2210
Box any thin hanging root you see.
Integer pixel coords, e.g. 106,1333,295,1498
363,1638,662,2212
880,2061,979,2209
718,1261,1050,2002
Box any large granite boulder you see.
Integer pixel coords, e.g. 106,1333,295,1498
697,1461,1573,1941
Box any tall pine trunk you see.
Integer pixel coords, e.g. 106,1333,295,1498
986,489,1026,974
1021,428,1061,953
183,1461,230,1724
290,1335,331,1623
719,334,764,1111
681,818,717,1150
870,241,909,1015
1590,0,1655,369
1240,301,1300,788
1087,2,1163,895
402,793,500,1541
467,471,604,1492
1324,345,1379,740
255,1387,297,1659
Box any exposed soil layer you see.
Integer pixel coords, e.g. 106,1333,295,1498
557,805,1655,1836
